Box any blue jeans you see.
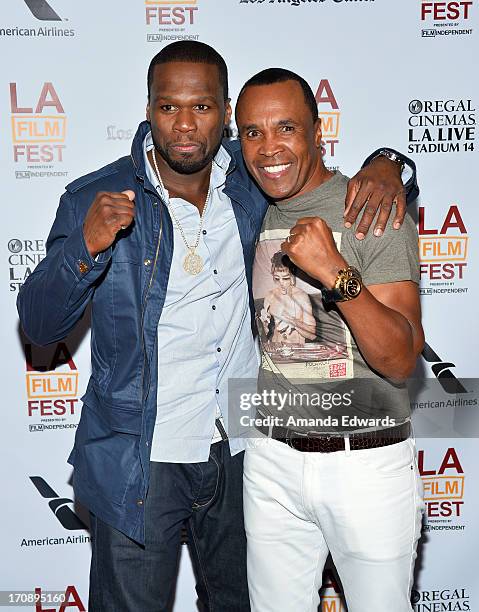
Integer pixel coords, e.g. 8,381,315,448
89,441,249,611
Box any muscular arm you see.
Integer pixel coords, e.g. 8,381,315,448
336,281,424,380
281,217,424,381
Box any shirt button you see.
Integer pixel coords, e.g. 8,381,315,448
202,229,207,235
212,305,216,310
144,259,152,266
217,347,221,353
216,389,220,394
213,269,218,274
136,499,144,506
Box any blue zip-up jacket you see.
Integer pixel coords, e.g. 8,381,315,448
17,120,418,543
17,121,268,543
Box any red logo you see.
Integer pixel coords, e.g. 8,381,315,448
25,343,80,420
10,82,66,163
421,1,473,21
418,447,464,519
419,205,468,282
315,80,339,160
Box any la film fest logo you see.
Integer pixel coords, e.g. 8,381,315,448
0,0,75,39
411,588,470,611
7,238,45,292
10,82,69,179
316,80,340,164
145,0,200,44
418,205,469,295
25,342,81,432
408,98,475,155
321,569,345,612
35,587,85,612
420,0,473,38
418,447,465,530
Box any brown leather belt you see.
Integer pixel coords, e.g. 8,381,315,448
256,421,410,453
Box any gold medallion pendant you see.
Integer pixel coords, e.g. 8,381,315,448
183,250,203,275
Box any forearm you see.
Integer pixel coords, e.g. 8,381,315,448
337,288,418,380
17,194,111,345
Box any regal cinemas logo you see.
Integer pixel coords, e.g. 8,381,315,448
10,82,69,179
145,0,199,43
408,98,475,154
418,205,469,295
8,238,45,292
420,1,473,37
412,587,470,611
25,342,80,432
316,80,340,165
34,586,85,612
418,447,465,530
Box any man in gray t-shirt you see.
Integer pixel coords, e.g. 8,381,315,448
253,170,419,433
235,69,425,612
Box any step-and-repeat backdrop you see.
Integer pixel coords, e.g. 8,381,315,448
1,1,477,610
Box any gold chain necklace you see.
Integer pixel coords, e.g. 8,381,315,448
152,148,212,275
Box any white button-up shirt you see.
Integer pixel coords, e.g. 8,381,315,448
144,133,259,463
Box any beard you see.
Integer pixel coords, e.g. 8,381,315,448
153,137,222,175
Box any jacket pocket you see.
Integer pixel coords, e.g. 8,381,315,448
73,401,141,507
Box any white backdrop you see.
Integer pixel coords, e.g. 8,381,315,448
1,0,477,610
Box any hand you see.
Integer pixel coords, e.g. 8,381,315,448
83,190,135,258
344,156,406,240
280,217,347,288
260,306,271,329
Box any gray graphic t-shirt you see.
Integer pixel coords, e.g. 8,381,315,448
252,171,420,433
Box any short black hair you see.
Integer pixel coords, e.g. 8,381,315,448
237,68,318,123
147,41,228,101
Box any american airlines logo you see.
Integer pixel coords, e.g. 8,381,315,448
23,0,62,21
30,477,87,530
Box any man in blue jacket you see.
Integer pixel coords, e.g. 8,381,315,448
17,41,418,611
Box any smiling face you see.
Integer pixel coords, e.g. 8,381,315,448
236,80,327,201
147,61,231,175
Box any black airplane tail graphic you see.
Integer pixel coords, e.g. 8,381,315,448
23,0,62,21
422,343,468,394
30,476,87,530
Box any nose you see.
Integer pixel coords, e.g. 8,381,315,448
258,132,283,157
173,108,196,133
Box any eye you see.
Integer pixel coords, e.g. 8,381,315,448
194,104,209,111
280,125,295,133
159,104,176,112
246,130,261,139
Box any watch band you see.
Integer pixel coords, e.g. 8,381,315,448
375,149,405,174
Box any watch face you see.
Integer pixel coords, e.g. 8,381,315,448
345,278,362,298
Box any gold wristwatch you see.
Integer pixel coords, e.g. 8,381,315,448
321,266,362,304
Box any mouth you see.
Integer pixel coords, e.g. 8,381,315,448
169,142,201,154
258,163,292,180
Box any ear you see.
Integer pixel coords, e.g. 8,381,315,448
224,99,232,127
313,117,322,148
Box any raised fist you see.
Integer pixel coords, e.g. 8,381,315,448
83,190,135,258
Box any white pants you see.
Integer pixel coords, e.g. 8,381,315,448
243,437,424,612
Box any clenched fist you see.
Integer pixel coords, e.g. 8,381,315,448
83,190,135,258
280,217,347,289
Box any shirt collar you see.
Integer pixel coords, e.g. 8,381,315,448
143,131,230,202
